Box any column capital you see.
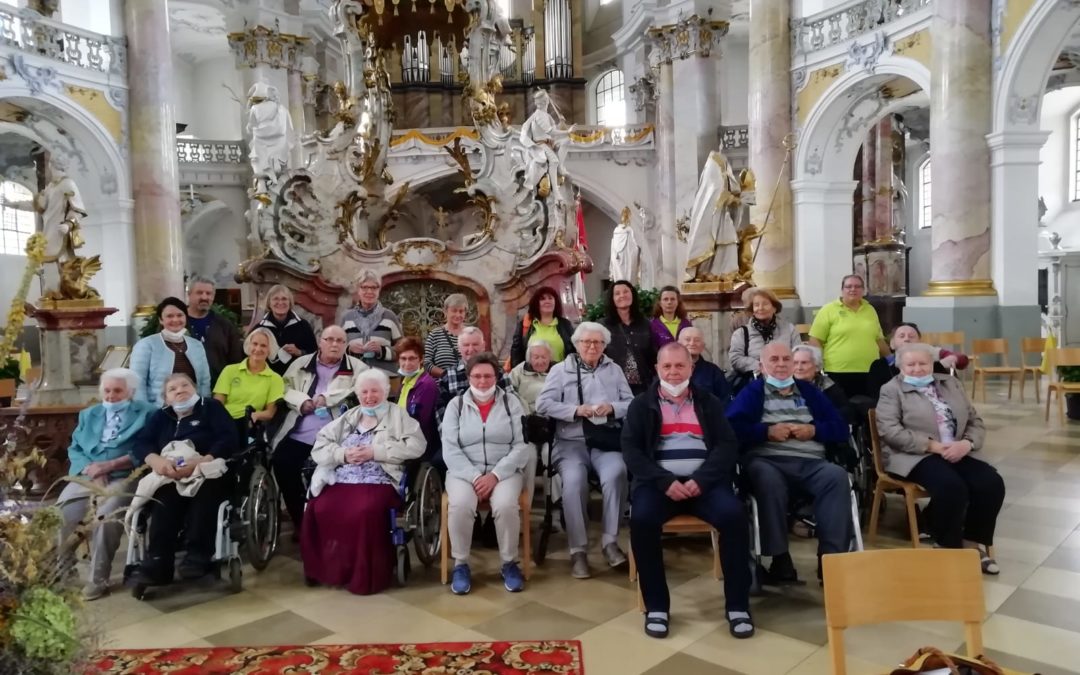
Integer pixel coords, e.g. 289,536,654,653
228,23,311,71
645,14,729,68
985,129,1052,152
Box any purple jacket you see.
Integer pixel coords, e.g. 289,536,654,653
649,316,693,347
404,372,440,457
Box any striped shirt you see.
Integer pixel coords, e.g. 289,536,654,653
754,383,826,459
657,393,708,477
424,327,460,373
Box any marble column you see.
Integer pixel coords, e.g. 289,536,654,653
926,0,994,296
860,130,876,244
287,67,305,164
873,117,894,241
123,0,184,309
655,61,677,286
748,0,795,297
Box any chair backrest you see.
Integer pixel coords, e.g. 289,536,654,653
971,338,1011,366
823,549,985,675
933,331,965,350
866,409,887,478
1050,347,1080,379
1020,337,1046,367
795,323,811,336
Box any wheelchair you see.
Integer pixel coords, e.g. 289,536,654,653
124,412,281,600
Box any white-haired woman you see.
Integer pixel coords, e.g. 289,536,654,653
876,343,1004,574
536,321,634,579
253,284,317,375
511,338,555,505
58,368,157,600
341,270,403,372
792,344,854,423
213,327,285,442
302,368,426,595
424,293,470,378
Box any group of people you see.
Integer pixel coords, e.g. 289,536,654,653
56,272,1006,642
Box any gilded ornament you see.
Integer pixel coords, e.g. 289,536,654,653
389,239,451,272
0,233,46,364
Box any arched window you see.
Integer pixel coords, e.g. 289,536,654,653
594,69,625,127
0,181,37,255
918,156,932,229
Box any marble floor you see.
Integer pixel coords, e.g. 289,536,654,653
86,385,1080,674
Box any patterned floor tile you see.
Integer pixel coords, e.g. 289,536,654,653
202,610,332,647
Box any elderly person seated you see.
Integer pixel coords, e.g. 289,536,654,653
510,338,555,505
875,343,1004,574
729,287,802,385
726,342,851,585
623,343,753,640
396,337,441,461
536,321,634,579
868,322,970,403
58,368,156,600
271,325,367,534
678,327,731,402
792,344,854,423
341,270,403,372
213,327,285,441
437,326,515,417
442,353,530,595
131,374,236,584
253,284,318,375
302,368,426,595
130,297,212,407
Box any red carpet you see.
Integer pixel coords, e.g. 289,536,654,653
88,641,584,674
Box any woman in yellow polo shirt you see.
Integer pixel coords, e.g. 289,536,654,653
508,286,576,367
213,327,285,440
807,274,889,399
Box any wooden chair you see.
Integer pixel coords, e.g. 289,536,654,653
970,338,1023,402
866,409,928,548
1019,337,1046,404
1045,347,1080,425
823,548,985,675
627,514,721,612
794,323,811,339
439,490,531,585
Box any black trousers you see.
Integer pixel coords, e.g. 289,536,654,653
273,437,314,530
825,371,870,400
907,455,1005,548
145,477,232,570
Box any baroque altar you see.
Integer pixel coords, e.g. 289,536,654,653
237,0,590,353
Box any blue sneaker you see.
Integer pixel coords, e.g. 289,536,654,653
451,564,471,595
501,561,524,592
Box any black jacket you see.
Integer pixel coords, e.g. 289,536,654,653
131,397,237,463
255,311,318,375
509,314,576,367
603,316,657,394
193,312,244,385
620,382,739,494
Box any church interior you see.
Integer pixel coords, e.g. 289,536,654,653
1,0,1080,673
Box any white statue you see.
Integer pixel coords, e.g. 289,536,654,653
37,157,87,264
634,201,659,289
246,82,294,184
684,149,744,283
890,167,908,242
609,206,640,283
520,89,568,205
464,0,512,82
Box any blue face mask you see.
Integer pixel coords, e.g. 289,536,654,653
359,402,389,417
765,375,796,389
903,374,935,388
102,399,130,414
313,406,331,419
398,367,420,379
171,395,199,414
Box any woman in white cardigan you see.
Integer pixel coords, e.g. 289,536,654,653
301,368,425,595
442,352,529,596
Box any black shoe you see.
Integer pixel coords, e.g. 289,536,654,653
136,558,173,586
178,556,213,581
766,553,799,584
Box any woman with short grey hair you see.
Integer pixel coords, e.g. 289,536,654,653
424,293,470,378
253,283,317,375
791,343,853,422
340,271,403,372
536,322,634,579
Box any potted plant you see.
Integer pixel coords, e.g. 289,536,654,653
1060,365,1080,421
584,287,660,322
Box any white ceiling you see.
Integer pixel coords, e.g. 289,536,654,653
169,1,229,65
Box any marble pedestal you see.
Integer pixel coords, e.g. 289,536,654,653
30,305,118,406
681,281,749,368
853,241,908,297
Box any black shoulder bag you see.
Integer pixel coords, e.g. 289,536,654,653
729,325,754,395
575,357,623,452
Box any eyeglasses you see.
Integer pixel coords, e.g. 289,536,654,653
578,339,605,347
359,285,380,291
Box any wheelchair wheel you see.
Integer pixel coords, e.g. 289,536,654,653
243,464,280,571
228,558,243,593
132,581,148,601
535,523,550,566
394,545,411,587
411,463,442,568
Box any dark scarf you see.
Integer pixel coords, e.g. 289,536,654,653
751,316,778,344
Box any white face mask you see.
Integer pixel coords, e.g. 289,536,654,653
470,385,497,402
659,379,689,397
161,328,187,343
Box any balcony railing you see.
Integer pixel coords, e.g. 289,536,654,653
791,0,931,56
0,6,125,75
176,139,247,164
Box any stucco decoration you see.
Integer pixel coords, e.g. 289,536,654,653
892,29,931,68
845,31,890,73
1006,94,1039,125
8,54,58,96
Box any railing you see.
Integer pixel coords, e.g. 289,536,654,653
0,6,125,75
176,139,247,164
387,124,655,154
791,0,931,56
719,125,748,150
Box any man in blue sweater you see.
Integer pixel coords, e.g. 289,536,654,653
726,342,851,584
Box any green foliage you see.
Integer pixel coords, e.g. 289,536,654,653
9,588,77,662
1059,366,1080,383
138,303,243,339
0,357,20,385
583,287,661,322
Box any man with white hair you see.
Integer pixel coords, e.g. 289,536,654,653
436,326,515,419
58,368,156,600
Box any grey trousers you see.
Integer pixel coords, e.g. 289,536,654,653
58,479,132,584
446,473,524,565
746,454,851,557
554,439,627,553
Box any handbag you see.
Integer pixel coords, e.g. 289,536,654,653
575,357,623,452
889,647,1020,675
522,413,555,446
